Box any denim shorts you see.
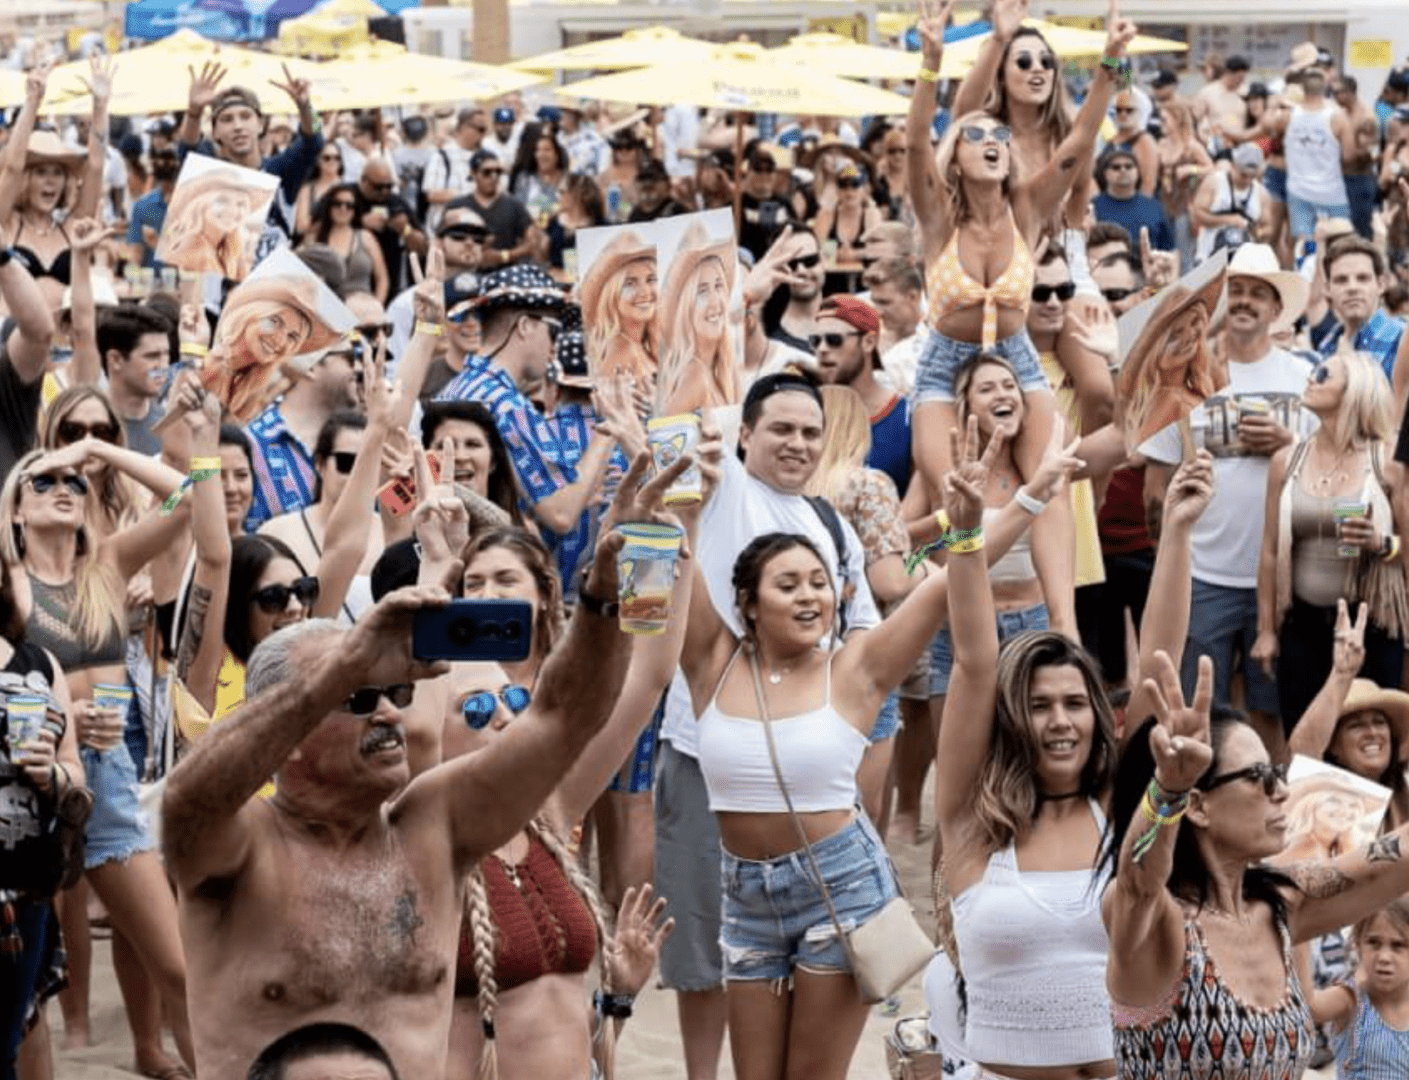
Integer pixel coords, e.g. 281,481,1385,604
869,692,900,743
1287,193,1351,241
82,742,154,870
719,813,900,981
1262,164,1287,204
928,603,1049,697
912,325,1048,405
1182,578,1278,716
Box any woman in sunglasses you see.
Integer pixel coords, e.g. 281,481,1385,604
814,160,884,296
305,182,390,304
410,446,712,1080
294,141,345,240
0,413,206,1077
1252,350,1408,732
41,385,159,537
907,0,1136,633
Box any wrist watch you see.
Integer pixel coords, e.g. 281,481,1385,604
0,248,14,269
577,564,619,619
594,990,635,1020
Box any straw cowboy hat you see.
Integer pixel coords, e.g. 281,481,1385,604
1289,42,1321,72
169,169,273,219
579,229,656,322
24,130,85,171
1117,270,1225,398
224,273,344,355
1226,243,1308,333
1286,771,1385,816
661,221,737,318
1337,679,1409,763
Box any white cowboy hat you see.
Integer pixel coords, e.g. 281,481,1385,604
1225,242,1309,333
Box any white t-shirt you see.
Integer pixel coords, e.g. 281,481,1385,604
1139,346,1316,589
660,452,881,757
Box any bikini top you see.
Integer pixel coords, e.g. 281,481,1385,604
927,212,1035,349
12,220,72,285
455,833,597,998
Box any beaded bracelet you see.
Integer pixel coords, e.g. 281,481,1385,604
1101,56,1133,88
1132,778,1190,863
160,456,222,516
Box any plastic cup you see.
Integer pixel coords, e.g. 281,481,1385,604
6,696,48,754
647,414,703,506
90,683,133,751
1334,499,1370,559
160,267,179,293
616,523,685,636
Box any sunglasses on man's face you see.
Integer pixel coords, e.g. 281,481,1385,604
1031,282,1076,304
1014,51,1056,72
808,330,863,350
252,576,320,614
529,315,561,340
442,226,490,244
58,419,118,444
344,683,414,717
357,322,393,342
331,451,357,475
1114,106,1138,116
479,168,504,178
462,684,533,730
1101,286,1138,303
1201,761,1289,798
837,178,864,190
366,180,394,193
960,125,1013,145
787,253,823,272
28,472,88,497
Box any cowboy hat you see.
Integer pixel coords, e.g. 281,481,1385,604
660,222,737,321
24,130,85,171
579,229,656,322
1117,271,1225,399
222,273,344,355
1337,679,1409,763
1226,243,1309,333
169,169,273,221
1289,42,1320,72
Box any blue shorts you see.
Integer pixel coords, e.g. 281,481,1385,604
82,743,153,869
1182,578,1278,716
869,693,900,744
1287,193,1351,242
719,813,900,981
928,603,1050,697
912,326,1048,405
607,694,663,794
1262,164,1287,204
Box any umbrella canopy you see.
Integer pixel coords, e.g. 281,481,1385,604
557,40,912,118
0,70,29,111
508,25,720,73
310,41,543,108
41,28,324,115
939,19,1187,75
767,32,922,82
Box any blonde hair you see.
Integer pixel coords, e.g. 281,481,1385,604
586,256,659,376
955,351,1024,444
204,299,313,420
464,817,615,1080
1160,99,1197,141
161,185,253,279
805,385,871,504
0,449,125,652
1324,349,1395,455
40,385,140,537
658,255,738,410
934,111,1019,228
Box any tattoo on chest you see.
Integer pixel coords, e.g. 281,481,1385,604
389,889,425,943
1367,834,1403,863
1292,864,1354,899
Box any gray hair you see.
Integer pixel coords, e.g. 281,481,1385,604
246,619,340,699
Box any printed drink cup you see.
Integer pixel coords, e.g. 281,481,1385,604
616,522,685,636
1334,499,1370,559
90,683,133,751
5,696,48,755
647,413,703,505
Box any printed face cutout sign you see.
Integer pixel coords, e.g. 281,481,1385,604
576,208,743,420
198,247,354,423
1269,755,1391,867
156,153,279,282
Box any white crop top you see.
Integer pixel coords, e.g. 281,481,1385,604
933,799,1113,1067
695,647,868,814
985,505,1035,583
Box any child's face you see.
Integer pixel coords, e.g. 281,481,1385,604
1359,913,1409,996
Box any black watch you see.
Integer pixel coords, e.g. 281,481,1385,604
577,565,619,619
0,248,14,269
594,990,634,1020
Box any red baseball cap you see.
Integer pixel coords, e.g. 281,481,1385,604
819,294,879,336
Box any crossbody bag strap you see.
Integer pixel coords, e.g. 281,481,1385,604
747,649,851,945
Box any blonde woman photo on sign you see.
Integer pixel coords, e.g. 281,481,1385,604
579,227,659,386
656,219,739,416
157,156,278,281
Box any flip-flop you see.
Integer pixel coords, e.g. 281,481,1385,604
138,1062,195,1080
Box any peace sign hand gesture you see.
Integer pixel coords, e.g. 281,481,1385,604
916,0,956,66
269,62,312,113
943,416,1004,532
24,61,53,108
1144,650,1214,795
1331,598,1368,678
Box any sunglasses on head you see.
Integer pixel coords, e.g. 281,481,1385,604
462,684,532,730
344,683,414,717
1032,282,1076,304
58,419,118,444
28,472,88,497
1101,286,1138,303
1014,51,1056,72
960,124,1013,145
331,451,357,474
787,253,822,271
252,575,320,614
808,330,863,350
442,226,490,243
1201,761,1289,797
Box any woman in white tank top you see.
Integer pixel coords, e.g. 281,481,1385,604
681,422,1077,1080
927,447,1217,1080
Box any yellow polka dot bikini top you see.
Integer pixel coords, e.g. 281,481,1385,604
926,214,1035,349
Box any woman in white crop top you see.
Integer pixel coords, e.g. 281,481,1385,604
927,446,1217,1080
681,421,1078,1080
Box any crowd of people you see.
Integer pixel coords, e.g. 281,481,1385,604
11,0,1409,1078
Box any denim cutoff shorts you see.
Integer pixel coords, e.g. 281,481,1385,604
719,813,899,982
1261,164,1287,204
928,602,1050,697
868,692,901,744
81,742,154,869
912,325,1049,405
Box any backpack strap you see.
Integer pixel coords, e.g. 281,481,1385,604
804,495,851,637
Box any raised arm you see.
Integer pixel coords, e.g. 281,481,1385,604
65,218,110,388
0,64,50,224
906,0,955,256
1286,822,1409,942
177,62,226,150
951,0,1026,117
74,56,115,220
1287,600,1367,761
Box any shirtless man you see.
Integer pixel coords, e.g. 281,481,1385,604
162,456,676,1080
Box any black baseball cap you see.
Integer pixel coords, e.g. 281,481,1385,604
1151,69,1179,89
1225,55,1251,72
742,367,823,421
470,149,501,174
636,159,669,184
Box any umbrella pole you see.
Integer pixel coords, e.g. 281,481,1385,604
732,120,743,236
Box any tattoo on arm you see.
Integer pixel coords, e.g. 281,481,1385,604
1289,863,1355,900
389,890,425,944
1367,834,1403,863
175,583,213,683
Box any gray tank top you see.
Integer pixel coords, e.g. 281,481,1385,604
27,576,126,672
1290,482,1355,608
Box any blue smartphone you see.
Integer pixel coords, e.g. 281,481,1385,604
412,599,532,663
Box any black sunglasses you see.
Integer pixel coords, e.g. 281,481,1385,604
28,472,89,496
479,167,504,178
252,575,320,614
808,330,863,350
58,419,119,444
345,683,414,717
357,322,392,341
787,253,822,271
442,226,490,243
366,180,394,192
331,200,357,210
1101,286,1138,303
1202,761,1289,797
462,684,532,730
1310,363,1333,384
528,315,561,340
1032,282,1077,304
837,178,864,190
1015,51,1056,72
331,451,356,475
1114,106,1138,115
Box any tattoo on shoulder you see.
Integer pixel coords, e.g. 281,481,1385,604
1367,834,1402,863
1287,863,1354,899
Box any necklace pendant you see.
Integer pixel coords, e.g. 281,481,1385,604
768,671,783,685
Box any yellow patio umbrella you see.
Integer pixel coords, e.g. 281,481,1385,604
508,25,719,73
939,19,1187,76
41,29,324,116
768,32,924,83
0,69,30,110
311,41,544,109
275,0,387,59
